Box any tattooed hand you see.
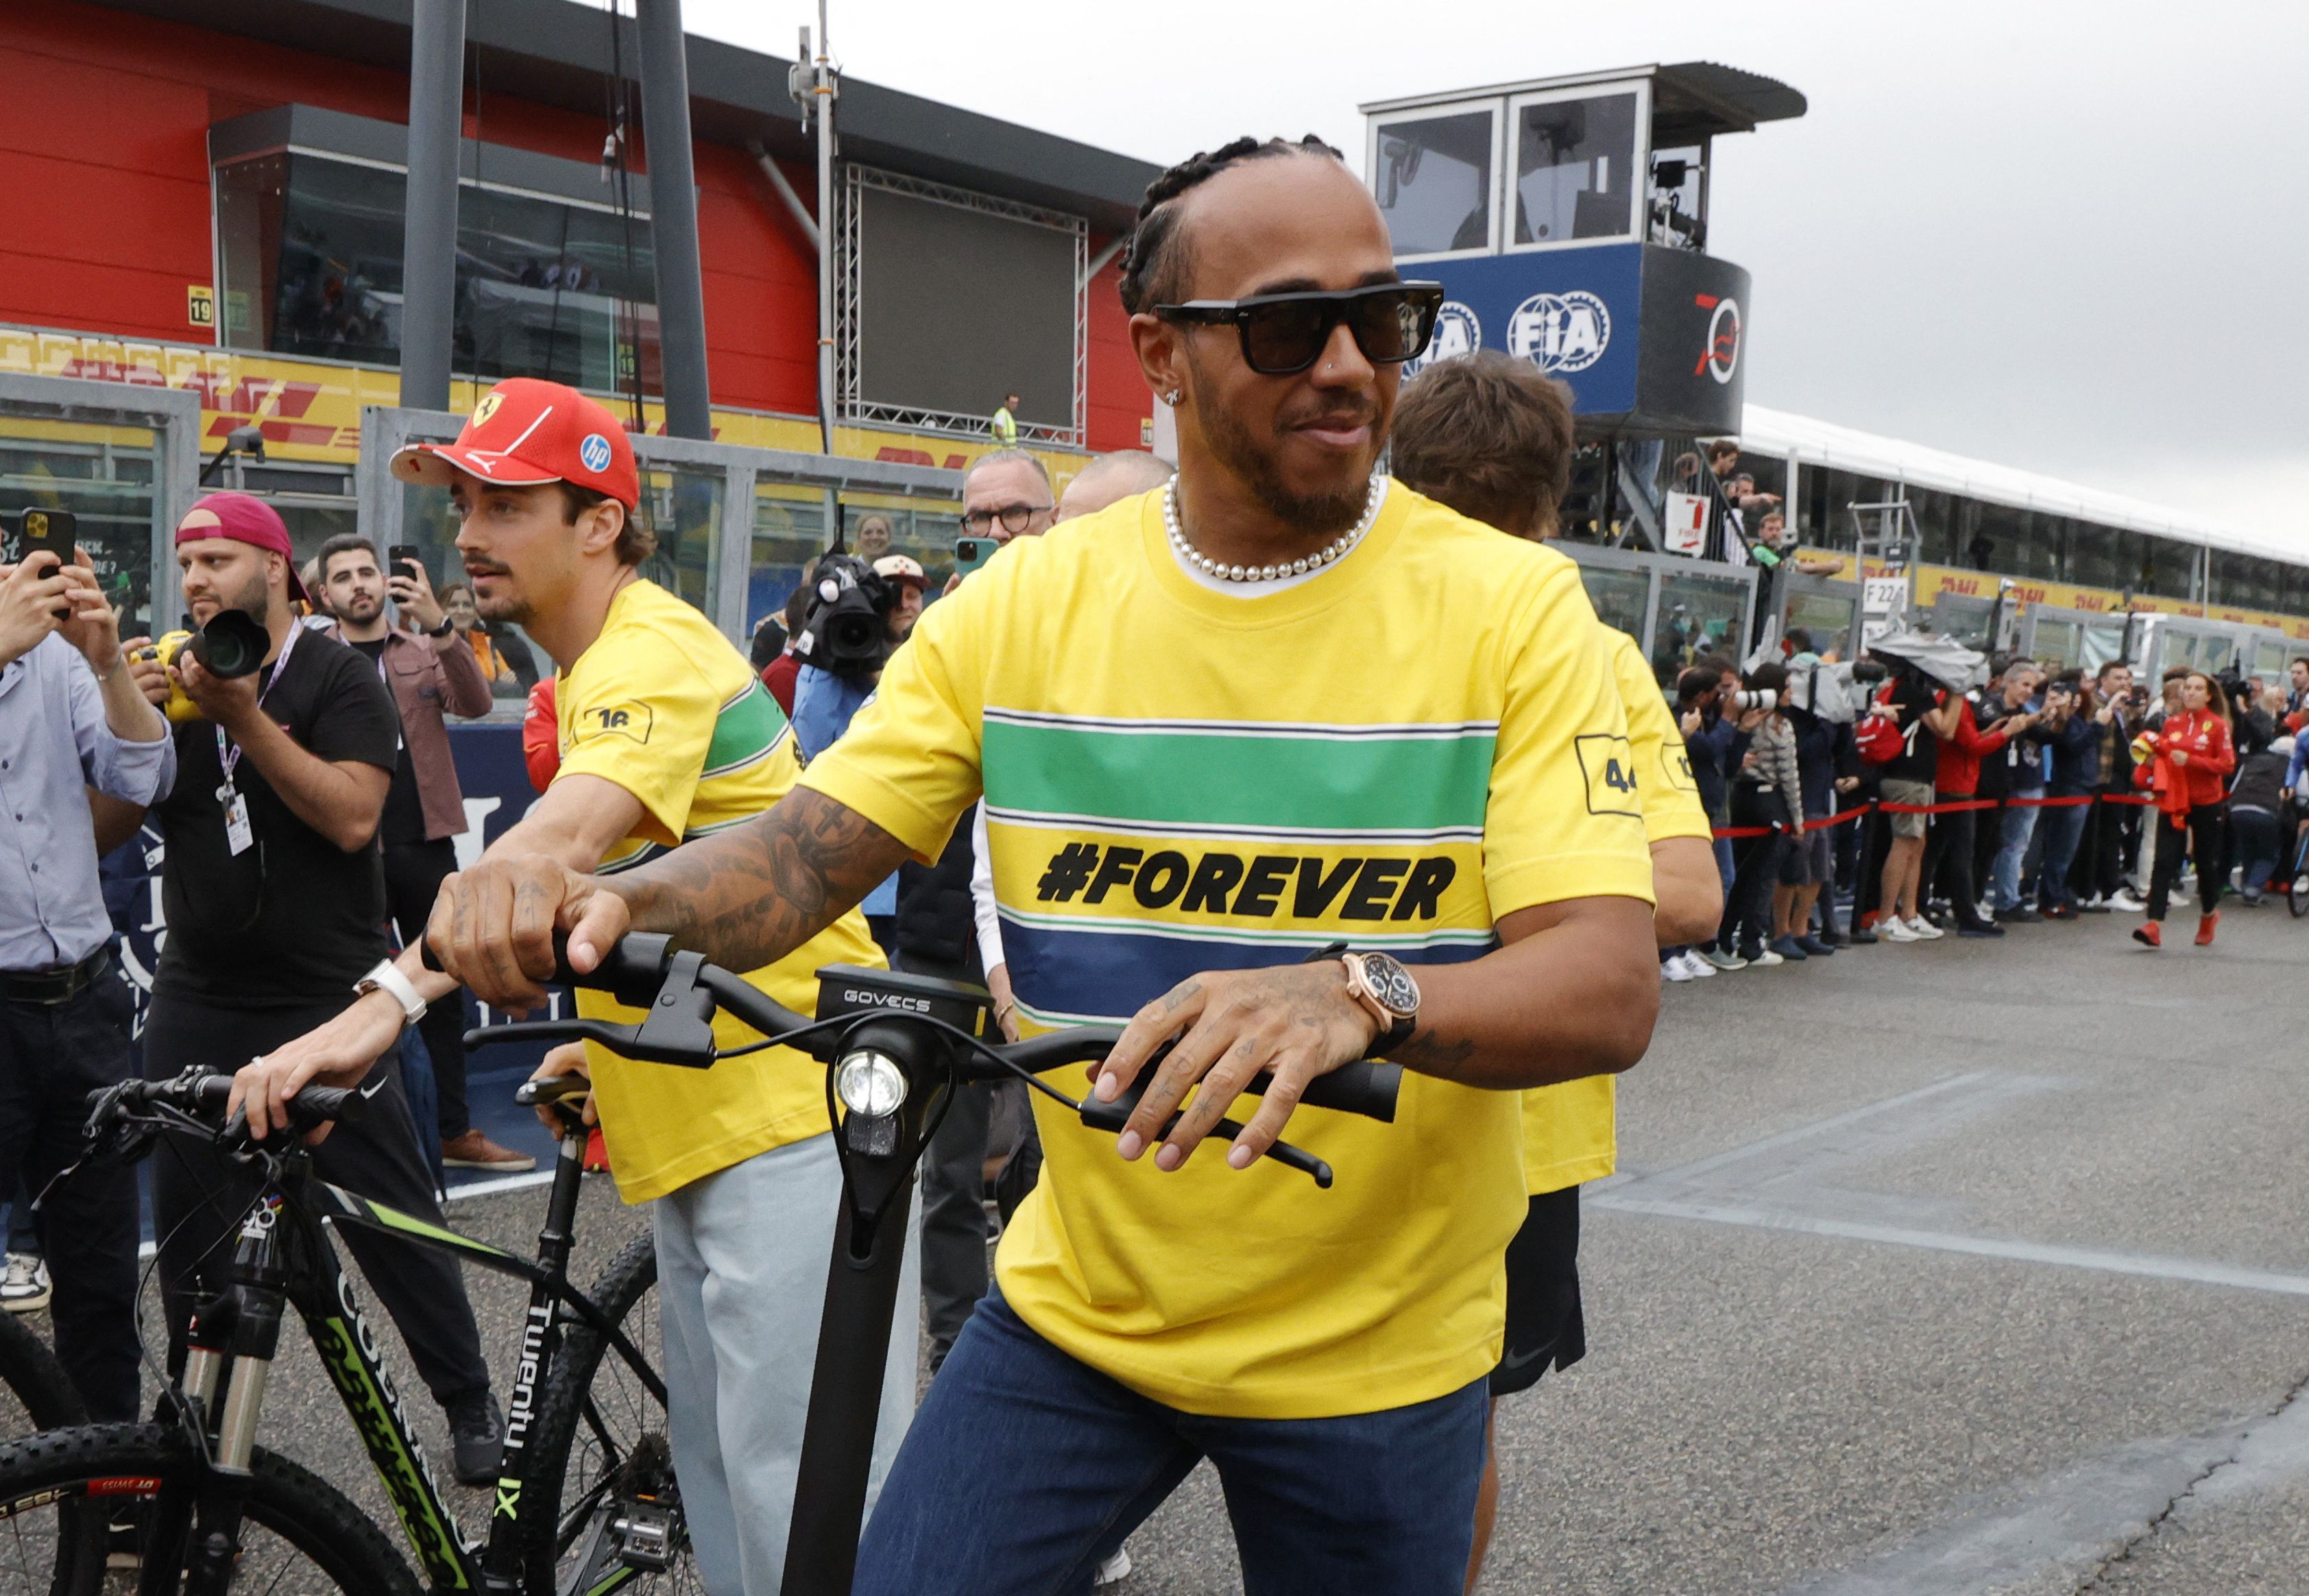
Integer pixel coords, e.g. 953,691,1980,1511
426,854,629,1013
1094,961,1380,1176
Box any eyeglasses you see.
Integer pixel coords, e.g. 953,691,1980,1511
960,502,1054,535
1154,282,1444,376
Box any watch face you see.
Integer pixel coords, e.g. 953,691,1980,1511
1362,952,1421,1017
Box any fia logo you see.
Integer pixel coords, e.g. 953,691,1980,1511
579,433,614,473
1506,291,1610,374
1401,302,1482,380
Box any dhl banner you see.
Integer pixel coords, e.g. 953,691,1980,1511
0,325,1092,494
1911,564,2309,640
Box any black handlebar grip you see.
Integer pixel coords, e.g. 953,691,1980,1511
1255,1059,1402,1124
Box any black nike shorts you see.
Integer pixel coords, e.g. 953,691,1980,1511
1488,1185,1586,1398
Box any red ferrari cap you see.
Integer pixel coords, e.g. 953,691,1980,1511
389,378,639,508
176,492,310,602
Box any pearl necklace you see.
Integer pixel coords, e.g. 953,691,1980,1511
1163,474,1383,583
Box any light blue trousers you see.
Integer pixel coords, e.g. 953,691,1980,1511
653,1131,921,1595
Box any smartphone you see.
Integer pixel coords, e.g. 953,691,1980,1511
8,507,76,567
953,536,995,578
387,544,424,583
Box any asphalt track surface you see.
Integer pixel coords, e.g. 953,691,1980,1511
12,898,2302,1593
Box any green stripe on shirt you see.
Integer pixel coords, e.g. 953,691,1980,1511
980,715,1497,833
703,682,787,778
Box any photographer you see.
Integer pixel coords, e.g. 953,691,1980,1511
1920,664,2016,939
314,536,523,1172
1870,657,1962,941
2036,674,2101,918
2086,663,2147,910
1983,661,2046,920
793,553,929,945
134,494,502,1482
0,537,170,1423
1724,665,1801,964
1683,658,1765,969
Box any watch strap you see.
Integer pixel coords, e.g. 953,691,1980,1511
355,958,427,1026
1340,952,1418,1053
427,616,458,639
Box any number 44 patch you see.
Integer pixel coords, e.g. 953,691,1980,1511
1575,734,1642,819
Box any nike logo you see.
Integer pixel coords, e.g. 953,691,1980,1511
1498,1346,1550,1373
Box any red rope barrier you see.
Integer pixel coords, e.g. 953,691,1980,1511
1710,792,2156,839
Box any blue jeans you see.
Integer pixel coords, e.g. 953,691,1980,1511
1991,801,2040,911
855,1290,1490,1596
2037,801,2090,908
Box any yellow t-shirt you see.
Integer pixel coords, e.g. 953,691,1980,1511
798,481,1654,1418
555,579,882,1203
1519,629,1713,1196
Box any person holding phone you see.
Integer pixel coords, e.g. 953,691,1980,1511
0,535,171,1425
313,535,516,1171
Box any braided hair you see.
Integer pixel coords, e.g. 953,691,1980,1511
1117,134,1344,316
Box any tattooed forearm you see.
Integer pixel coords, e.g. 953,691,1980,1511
609,788,912,973
1390,1027,1480,1082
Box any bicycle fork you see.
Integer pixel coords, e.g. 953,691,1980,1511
169,1195,291,1595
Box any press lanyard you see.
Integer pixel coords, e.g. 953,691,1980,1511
215,617,298,805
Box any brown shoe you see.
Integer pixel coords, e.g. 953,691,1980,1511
442,1130,537,1172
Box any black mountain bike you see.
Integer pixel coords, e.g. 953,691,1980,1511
2289,821,2309,918
0,936,1399,1594
0,1070,688,1595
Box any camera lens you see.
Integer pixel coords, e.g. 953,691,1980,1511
191,610,269,679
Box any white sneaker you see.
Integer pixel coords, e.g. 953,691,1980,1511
1906,915,1944,940
2109,889,2146,912
1748,947,1785,967
1,1253,51,1314
1095,1546,1134,1586
1882,918,1921,943
1663,956,1693,982
1680,952,1717,978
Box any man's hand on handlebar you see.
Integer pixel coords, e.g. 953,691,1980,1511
426,854,633,1013
1097,961,1379,1176
530,1043,597,1133
226,991,406,1142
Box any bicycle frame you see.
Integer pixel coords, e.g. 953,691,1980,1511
173,1125,664,1594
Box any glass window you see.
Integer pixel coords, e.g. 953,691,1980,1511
2140,536,2197,601
0,409,158,638
1512,91,1640,245
1785,590,1857,660
633,467,723,621
215,152,661,391
1575,564,1649,644
2031,618,2081,668
2254,638,2288,678
2067,521,2132,592
1909,489,1957,568
1373,110,1494,256
1649,570,1748,687
1931,594,1994,649
2081,621,2126,673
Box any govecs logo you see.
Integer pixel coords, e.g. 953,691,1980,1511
1506,291,1611,374
1694,293,1741,385
1401,302,1482,380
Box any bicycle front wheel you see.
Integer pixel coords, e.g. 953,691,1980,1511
520,1232,701,1595
0,1422,422,1596
0,1310,85,1438
2290,838,2309,917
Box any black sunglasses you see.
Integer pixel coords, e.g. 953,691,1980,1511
1155,282,1445,376
960,502,1054,535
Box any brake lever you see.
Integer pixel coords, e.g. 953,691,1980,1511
1075,1076,1335,1189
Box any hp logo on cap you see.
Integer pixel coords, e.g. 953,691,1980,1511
579,433,614,473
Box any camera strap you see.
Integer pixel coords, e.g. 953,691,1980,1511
213,617,299,855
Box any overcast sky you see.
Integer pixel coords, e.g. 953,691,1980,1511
669,0,2309,553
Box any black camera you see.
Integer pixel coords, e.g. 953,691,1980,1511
1850,658,1889,686
790,553,897,679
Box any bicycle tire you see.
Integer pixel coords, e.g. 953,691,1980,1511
0,1421,423,1596
520,1233,700,1595
0,1309,86,1436
2290,837,2309,917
